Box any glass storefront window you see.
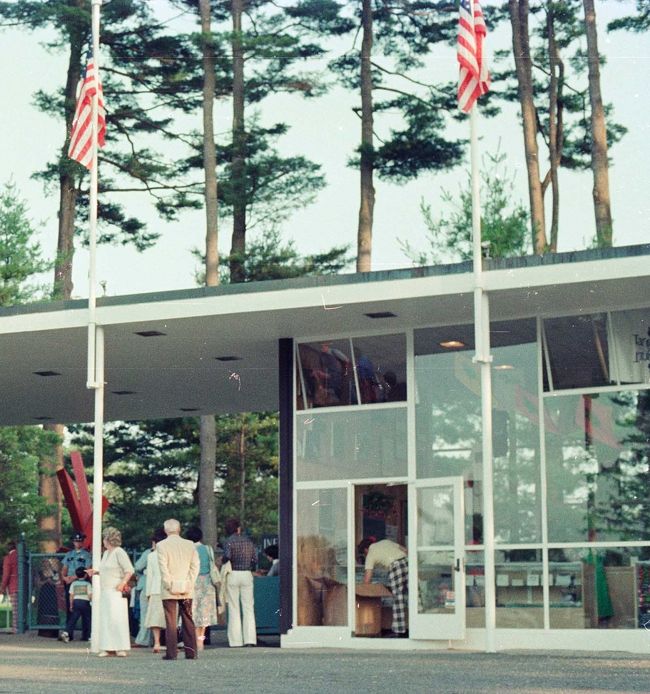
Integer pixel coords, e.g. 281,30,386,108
548,547,650,629
415,320,541,544
296,489,348,626
465,550,486,627
297,339,354,409
351,334,407,404
296,334,407,410
296,407,407,482
609,308,650,385
543,313,613,391
495,549,543,629
545,389,650,543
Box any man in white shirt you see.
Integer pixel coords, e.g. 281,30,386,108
358,537,408,638
156,519,200,660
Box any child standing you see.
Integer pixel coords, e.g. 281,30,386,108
60,567,92,642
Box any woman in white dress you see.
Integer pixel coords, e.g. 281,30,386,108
144,527,167,653
90,526,134,657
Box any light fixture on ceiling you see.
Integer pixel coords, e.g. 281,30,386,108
494,364,515,371
215,356,242,362
33,415,53,421
134,330,166,337
112,390,136,395
180,407,199,412
33,370,61,377
364,311,396,319
439,340,465,349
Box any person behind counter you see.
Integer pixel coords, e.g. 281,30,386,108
358,537,408,638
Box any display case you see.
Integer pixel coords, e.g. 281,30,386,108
465,561,586,628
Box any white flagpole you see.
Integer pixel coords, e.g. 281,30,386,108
88,0,105,655
470,104,496,653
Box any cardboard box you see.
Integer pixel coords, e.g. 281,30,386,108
355,583,392,636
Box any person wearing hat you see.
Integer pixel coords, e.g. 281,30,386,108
61,533,92,619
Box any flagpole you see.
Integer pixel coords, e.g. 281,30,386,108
88,0,104,655
470,106,496,653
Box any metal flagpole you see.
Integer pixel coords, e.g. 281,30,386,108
88,0,104,654
470,106,496,653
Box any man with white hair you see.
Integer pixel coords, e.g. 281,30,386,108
156,519,200,660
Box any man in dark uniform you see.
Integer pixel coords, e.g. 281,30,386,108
60,533,91,622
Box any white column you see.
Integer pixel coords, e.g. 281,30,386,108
90,325,105,653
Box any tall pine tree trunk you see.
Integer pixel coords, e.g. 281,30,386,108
198,0,219,550
356,0,374,273
509,0,547,254
545,6,563,252
230,0,246,282
583,0,613,247
41,18,85,551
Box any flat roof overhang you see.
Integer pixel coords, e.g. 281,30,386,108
1,244,649,427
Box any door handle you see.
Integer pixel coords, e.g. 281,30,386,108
454,558,462,572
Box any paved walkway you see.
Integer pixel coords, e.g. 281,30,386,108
1,632,650,693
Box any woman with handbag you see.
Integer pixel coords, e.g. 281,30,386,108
185,526,218,651
88,526,134,657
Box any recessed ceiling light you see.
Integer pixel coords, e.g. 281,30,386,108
112,390,136,395
33,416,53,421
494,364,515,371
364,311,396,319
215,356,242,362
180,407,199,412
134,330,166,337
439,340,465,349
33,370,61,377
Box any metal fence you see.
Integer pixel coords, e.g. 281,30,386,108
27,553,67,633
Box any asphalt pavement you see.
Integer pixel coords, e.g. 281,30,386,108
1,631,650,693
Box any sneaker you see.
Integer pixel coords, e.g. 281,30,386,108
97,651,109,657
58,631,70,643
116,651,127,657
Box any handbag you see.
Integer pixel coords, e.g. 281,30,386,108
120,584,131,600
207,545,220,588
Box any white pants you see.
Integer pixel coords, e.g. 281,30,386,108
226,570,256,647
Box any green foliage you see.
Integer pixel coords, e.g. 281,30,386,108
401,149,530,265
0,424,60,550
0,181,50,305
608,0,650,33
330,0,470,182
212,120,328,231
216,228,350,284
0,0,205,249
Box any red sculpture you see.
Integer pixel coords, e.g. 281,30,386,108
57,451,109,550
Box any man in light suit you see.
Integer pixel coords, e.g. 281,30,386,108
157,519,200,660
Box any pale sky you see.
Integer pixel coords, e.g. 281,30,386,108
0,0,648,300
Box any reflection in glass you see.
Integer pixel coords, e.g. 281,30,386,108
296,408,407,482
547,547,650,629
417,551,455,614
351,334,407,404
415,320,541,544
296,489,348,627
545,389,650,543
417,487,454,546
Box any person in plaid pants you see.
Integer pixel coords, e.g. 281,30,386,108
358,537,408,637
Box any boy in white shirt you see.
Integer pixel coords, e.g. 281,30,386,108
60,567,92,642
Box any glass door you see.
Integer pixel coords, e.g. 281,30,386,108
409,477,465,640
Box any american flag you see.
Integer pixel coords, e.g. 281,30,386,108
68,51,106,169
457,0,490,113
